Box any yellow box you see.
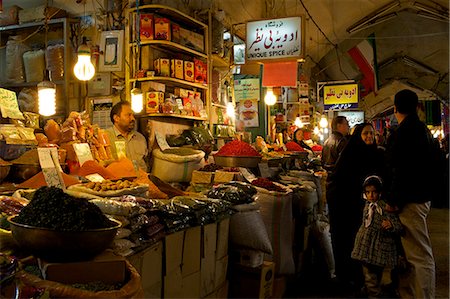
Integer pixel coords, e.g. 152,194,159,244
191,170,213,184
171,59,184,79
146,91,164,113
154,58,170,77
154,17,171,40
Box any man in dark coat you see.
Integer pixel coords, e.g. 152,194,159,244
384,89,437,298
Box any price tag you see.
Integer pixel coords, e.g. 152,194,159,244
239,167,256,182
85,173,105,182
114,141,127,159
73,143,94,166
258,163,271,178
38,148,65,189
155,131,171,151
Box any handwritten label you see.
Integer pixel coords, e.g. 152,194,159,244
239,167,256,182
155,132,171,151
73,143,94,166
246,17,302,60
258,163,272,178
38,148,65,189
85,173,105,182
114,141,127,159
0,88,24,119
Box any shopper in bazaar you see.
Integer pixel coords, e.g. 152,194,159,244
106,101,148,171
326,122,384,294
384,89,437,299
351,175,403,298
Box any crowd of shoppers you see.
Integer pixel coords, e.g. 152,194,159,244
321,89,440,298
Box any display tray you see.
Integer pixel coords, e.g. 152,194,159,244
68,183,148,197
214,155,262,168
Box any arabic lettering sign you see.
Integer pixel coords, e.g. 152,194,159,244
337,111,365,128
234,78,260,102
324,84,359,110
246,17,302,61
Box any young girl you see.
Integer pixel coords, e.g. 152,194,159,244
351,175,403,298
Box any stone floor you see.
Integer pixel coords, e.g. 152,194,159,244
284,207,449,299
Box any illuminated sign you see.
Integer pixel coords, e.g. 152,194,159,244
246,17,302,61
324,84,359,110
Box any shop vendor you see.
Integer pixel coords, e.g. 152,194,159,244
106,101,148,171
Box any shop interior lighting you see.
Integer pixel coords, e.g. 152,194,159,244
131,85,144,113
38,79,56,116
319,115,329,128
313,126,320,135
37,2,56,117
226,102,235,119
346,1,400,33
264,88,277,106
401,56,438,74
413,1,449,21
74,37,95,81
294,116,304,128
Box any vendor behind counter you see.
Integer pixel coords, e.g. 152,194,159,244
106,101,148,172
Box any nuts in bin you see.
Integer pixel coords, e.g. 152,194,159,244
84,180,139,192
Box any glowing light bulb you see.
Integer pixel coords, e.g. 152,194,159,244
313,126,320,135
295,116,303,128
74,43,95,81
38,80,56,116
319,115,328,128
264,88,277,106
226,102,235,119
131,87,144,113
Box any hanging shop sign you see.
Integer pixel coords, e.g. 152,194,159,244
234,78,260,128
246,17,303,61
324,84,359,110
337,111,365,128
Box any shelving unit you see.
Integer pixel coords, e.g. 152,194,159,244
125,4,210,126
0,17,78,117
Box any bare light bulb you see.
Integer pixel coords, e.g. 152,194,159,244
131,87,144,113
38,80,56,116
226,102,235,119
264,89,277,106
74,43,95,81
319,115,329,128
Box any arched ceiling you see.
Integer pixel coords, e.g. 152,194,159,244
214,0,449,116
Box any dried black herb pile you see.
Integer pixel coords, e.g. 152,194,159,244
15,187,112,231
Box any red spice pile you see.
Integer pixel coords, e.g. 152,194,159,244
251,177,286,192
19,172,80,189
311,144,323,152
216,140,261,157
285,141,306,152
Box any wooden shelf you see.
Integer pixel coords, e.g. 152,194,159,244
0,80,65,88
211,103,227,109
127,4,207,29
0,17,72,32
141,113,207,121
130,40,207,59
212,54,230,68
130,76,208,90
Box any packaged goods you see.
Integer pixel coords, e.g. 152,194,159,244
154,17,171,40
179,27,204,52
154,58,170,76
139,13,154,40
145,91,164,113
23,49,45,82
5,35,28,83
44,119,61,144
194,58,207,84
171,23,181,43
170,59,184,79
0,5,20,26
17,89,38,113
46,44,64,81
184,61,195,82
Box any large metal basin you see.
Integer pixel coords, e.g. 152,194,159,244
214,155,262,168
8,216,121,262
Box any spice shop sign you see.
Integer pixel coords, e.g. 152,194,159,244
324,84,359,110
246,17,303,61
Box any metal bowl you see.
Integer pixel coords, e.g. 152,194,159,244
9,164,41,183
7,216,121,262
214,155,262,168
0,163,11,183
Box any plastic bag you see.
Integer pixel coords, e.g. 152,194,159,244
23,49,45,82
46,43,64,81
5,35,28,83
